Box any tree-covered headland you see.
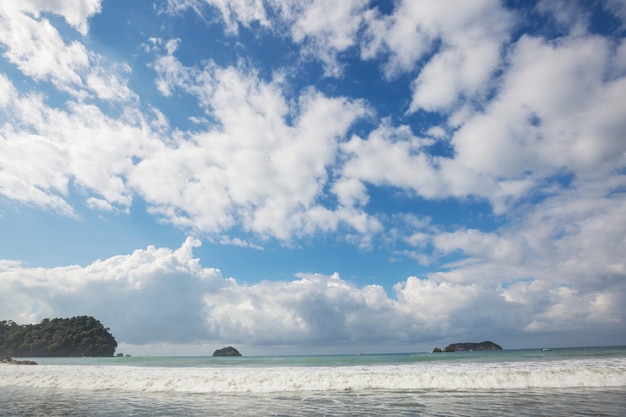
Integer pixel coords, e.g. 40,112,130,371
0,316,117,357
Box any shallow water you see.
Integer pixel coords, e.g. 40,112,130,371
2,386,625,416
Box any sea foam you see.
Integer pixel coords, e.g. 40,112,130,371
1,358,625,393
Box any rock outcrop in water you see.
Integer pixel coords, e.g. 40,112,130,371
0,356,37,365
444,341,502,351
212,346,242,356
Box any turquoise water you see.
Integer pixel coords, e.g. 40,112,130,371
1,346,625,416
26,345,626,367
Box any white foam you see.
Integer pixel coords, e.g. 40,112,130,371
1,358,625,393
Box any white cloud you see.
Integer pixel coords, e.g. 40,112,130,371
432,229,523,265
378,163,626,343
503,279,626,334
169,0,368,77
339,122,441,197
401,173,626,290
0,75,154,213
17,0,102,35
450,33,626,187
5,2,619,235
174,0,270,34
0,1,624,257
338,28,626,215
146,49,381,241
408,34,504,112
2,24,384,245
281,0,368,77
86,197,116,212
86,62,135,102
0,2,90,90
0,238,225,344
2,238,622,351
331,177,369,207
523,179,626,284
0,1,134,101
0,77,74,214
361,0,513,112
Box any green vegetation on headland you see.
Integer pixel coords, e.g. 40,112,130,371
0,316,117,357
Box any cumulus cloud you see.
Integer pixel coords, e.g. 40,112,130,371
0,238,223,344
1,239,622,351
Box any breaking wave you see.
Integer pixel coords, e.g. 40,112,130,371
2,358,625,393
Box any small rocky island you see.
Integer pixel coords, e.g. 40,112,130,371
212,346,242,356
433,341,502,352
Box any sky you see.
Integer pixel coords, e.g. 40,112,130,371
0,0,625,356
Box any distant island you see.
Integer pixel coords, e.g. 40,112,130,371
0,316,117,357
213,346,241,356
433,341,503,352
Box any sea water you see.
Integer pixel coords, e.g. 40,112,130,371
1,346,625,416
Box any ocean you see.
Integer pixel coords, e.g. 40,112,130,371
1,346,625,416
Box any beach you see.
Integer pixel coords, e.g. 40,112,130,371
1,346,625,416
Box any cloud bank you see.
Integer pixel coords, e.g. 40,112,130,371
1,238,623,353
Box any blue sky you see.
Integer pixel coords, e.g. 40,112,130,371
1,0,625,356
